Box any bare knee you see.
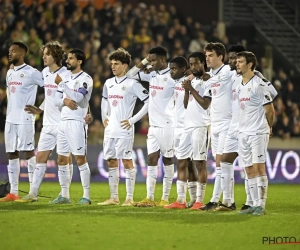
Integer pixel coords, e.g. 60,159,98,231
75,155,87,166
122,159,133,169
162,156,173,166
7,151,19,160
36,151,51,163
23,150,35,160
108,159,118,168
57,155,69,166
147,151,159,166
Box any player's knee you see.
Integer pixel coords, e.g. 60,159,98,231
23,150,35,160
122,159,133,169
147,152,159,166
195,161,206,172
7,151,19,160
107,158,118,168
221,152,237,164
75,156,87,166
162,156,173,166
57,155,69,166
36,151,50,163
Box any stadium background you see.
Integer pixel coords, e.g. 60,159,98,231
0,0,299,183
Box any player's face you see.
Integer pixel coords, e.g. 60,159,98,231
236,56,251,75
66,53,81,71
42,47,55,67
148,54,164,71
189,57,205,77
170,63,185,80
111,59,127,77
205,50,222,69
228,52,237,71
8,45,23,65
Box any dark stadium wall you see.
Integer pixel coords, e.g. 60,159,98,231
110,0,219,24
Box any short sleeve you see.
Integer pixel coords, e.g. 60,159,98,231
132,81,149,102
31,70,44,87
203,80,212,99
78,76,93,97
256,81,273,106
102,81,108,99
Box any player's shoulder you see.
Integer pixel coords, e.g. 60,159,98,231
81,71,93,82
42,66,49,74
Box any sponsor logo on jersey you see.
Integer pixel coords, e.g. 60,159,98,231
108,95,123,99
149,85,164,90
8,81,22,86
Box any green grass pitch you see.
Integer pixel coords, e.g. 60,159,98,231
0,183,299,250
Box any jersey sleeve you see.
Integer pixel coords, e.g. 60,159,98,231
256,81,273,106
132,81,149,102
31,70,44,87
102,81,108,99
203,79,212,99
126,66,151,82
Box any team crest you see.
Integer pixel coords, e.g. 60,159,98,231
20,73,25,78
164,77,167,81
122,85,126,91
218,76,220,80
248,88,251,92
74,81,80,88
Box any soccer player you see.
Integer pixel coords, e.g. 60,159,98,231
15,41,91,202
53,49,93,204
165,52,211,210
200,42,233,211
98,48,149,206
0,42,44,202
236,51,274,216
126,46,175,207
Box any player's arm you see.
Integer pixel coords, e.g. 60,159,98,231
254,70,278,99
260,82,275,135
101,84,109,127
121,83,149,130
126,54,151,82
31,70,44,87
183,88,189,109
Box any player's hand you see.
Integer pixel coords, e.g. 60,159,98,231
63,98,77,110
84,114,93,124
24,105,43,114
55,74,63,85
146,54,151,62
103,118,109,128
120,120,131,130
182,79,193,91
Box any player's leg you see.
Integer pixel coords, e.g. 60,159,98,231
238,133,259,214
187,160,197,207
0,122,20,202
157,127,175,206
251,134,269,216
190,127,208,210
135,127,160,207
201,130,226,210
50,121,71,204
68,121,91,205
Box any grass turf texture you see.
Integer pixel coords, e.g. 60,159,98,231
0,183,299,250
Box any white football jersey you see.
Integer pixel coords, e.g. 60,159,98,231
174,76,187,129
184,78,211,130
102,76,149,139
237,75,272,135
229,71,242,132
57,71,93,122
42,66,69,125
129,67,175,127
207,64,232,128
6,64,44,124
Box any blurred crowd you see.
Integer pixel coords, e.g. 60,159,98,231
0,0,299,142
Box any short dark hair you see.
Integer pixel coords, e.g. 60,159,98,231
11,42,28,53
169,56,188,69
41,41,65,66
69,48,86,67
149,46,167,58
108,47,131,65
236,51,257,71
228,44,246,53
188,52,207,71
204,42,226,62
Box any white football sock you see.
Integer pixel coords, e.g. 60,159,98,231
30,163,47,197
196,182,206,203
8,159,20,196
69,163,73,185
58,165,70,199
176,180,187,204
187,181,197,202
162,164,174,201
146,166,158,201
230,164,235,204
221,162,232,206
125,167,136,200
257,175,268,208
248,177,259,206
27,156,36,190
79,163,91,200
210,167,221,203
244,177,253,206
108,167,119,200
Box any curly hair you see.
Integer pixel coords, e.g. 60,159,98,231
41,41,65,66
108,47,131,65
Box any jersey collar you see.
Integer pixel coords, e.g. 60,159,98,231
14,63,27,71
157,67,170,75
71,71,83,80
211,64,225,75
115,75,127,84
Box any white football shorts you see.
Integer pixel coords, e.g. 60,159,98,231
238,133,269,167
174,127,184,154
223,129,239,154
103,137,133,160
38,125,58,151
57,120,87,156
147,126,174,158
5,122,35,152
